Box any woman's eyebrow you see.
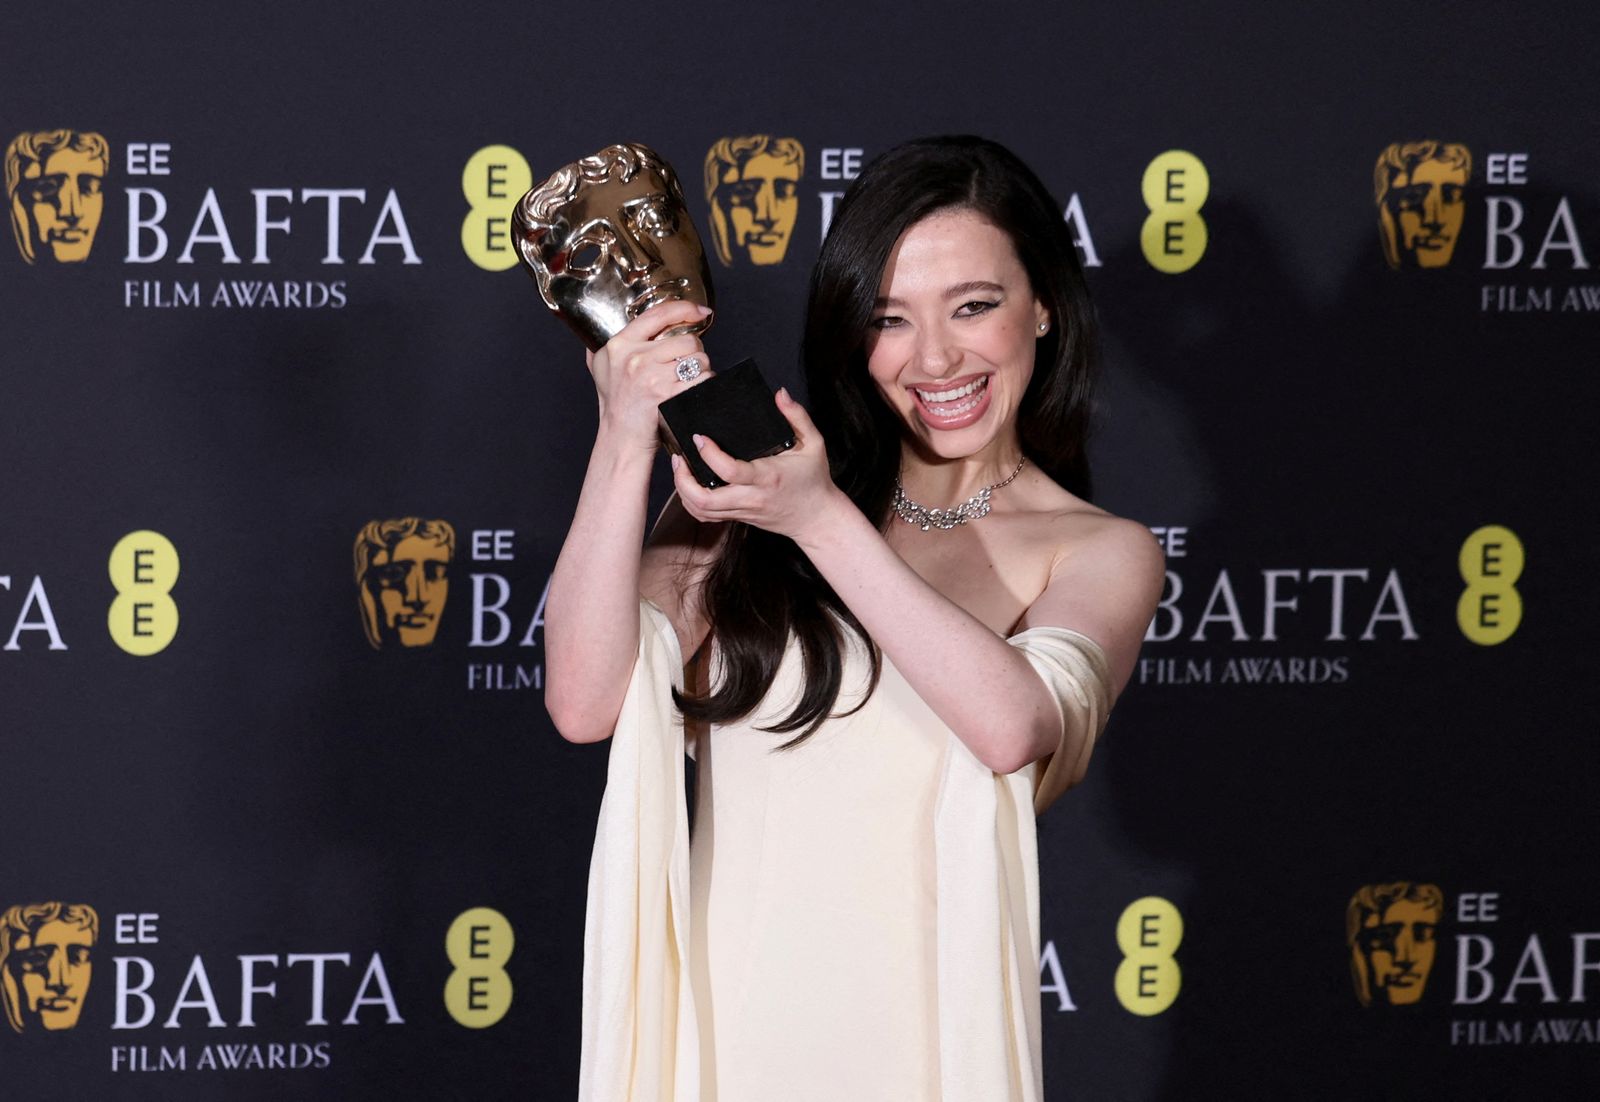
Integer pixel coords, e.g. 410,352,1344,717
875,280,1006,309
942,280,1005,299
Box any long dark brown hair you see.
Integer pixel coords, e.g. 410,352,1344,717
675,135,1100,747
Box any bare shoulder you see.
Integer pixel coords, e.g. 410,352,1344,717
1047,509,1166,583
1009,476,1166,641
1010,476,1162,576
639,493,725,657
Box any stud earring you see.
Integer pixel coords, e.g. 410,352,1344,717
1037,321,1049,334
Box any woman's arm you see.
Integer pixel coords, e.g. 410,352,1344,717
544,432,655,744
795,500,1163,773
544,300,714,744
669,390,1165,774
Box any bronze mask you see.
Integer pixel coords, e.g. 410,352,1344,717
513,142,714,351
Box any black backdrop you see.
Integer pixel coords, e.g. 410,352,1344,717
4,2,1598,1097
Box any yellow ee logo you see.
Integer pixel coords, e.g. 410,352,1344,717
1141,151,1208,273
444,907,513,1028
1115,896,1182,1015
461,145,533,271
1457,524,1523,645
108,531,178,656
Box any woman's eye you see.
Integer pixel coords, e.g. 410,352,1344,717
869,315,905,330
956,300,999,317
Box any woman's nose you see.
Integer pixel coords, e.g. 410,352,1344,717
913,323,960,379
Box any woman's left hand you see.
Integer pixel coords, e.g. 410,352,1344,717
670,388,846,542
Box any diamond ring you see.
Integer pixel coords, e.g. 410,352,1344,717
675,356,703,382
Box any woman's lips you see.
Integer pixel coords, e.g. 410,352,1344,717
909,374,992,430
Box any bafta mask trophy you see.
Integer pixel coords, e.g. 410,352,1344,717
513,142,793,486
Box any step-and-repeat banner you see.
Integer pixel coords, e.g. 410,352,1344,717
4,3,1596,1098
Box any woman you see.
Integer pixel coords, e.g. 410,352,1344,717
547,136,1165,1101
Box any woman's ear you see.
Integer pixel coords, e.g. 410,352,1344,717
1034,299,1052,336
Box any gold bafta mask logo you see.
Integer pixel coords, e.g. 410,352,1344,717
5,130,110,264
704,136,804,267
1374,142,1471,270
354,518,456,649
1,902,99,1033
1347,882,1443,1007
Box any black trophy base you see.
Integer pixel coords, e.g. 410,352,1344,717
657,358,796,488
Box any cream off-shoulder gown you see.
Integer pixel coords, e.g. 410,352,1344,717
577,599,1110,1102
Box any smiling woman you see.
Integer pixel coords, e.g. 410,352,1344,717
544,135,1165,1101
869,213,1050,442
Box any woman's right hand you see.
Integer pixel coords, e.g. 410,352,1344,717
586,300,714,451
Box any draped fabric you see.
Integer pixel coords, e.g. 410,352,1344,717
581,604,1110,1101
934,626,1112,1102
578,601,699,1101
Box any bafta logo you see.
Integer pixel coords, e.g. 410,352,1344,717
5,129,109,264
704,136,804,267
1,902,99,1032
354,518,456,649
1347,882,1443,1007
1374,142,1471,270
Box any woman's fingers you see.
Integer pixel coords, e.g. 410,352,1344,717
642,334,710,371
623,299,712,344
774,387,819,447
664,391,834,540
671,422,833,540
693,434,757,485
616,331,713,397
671,454,741,518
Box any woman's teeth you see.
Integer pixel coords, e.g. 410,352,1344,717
915,376,988,415
915,378,984,403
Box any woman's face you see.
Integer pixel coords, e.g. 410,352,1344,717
865,207,1048,460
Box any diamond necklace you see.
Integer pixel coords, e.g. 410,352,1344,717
891,456,1027,532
